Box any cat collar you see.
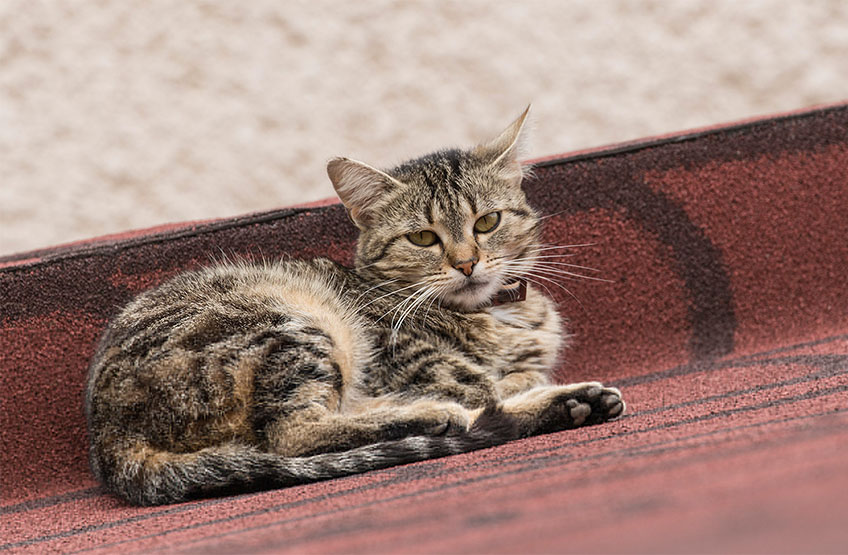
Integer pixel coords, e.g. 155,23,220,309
491,278,527,306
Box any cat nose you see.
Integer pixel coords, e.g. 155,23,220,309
453,258,477,276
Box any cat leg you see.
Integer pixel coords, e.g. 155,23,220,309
252,321,480,457
397,358,501,408
494,369,550,399
264,397,475,457
500,382,625,437
347,396,476,433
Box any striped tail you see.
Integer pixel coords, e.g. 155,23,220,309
95,407,517,506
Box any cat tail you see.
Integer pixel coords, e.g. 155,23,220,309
97,406,518,506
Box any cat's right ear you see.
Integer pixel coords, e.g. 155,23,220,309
327,157,401,229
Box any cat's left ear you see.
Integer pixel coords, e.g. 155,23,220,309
327,157,403,229
473,105,531,182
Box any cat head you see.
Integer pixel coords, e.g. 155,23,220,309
327,107,540,311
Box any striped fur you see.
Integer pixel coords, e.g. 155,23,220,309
86,109,624,506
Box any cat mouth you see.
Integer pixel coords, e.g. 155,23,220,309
454,279,489,294
445,276,498,306
451,276,527,306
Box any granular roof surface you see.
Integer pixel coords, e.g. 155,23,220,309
2,103,847,553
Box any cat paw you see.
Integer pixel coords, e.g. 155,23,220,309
537,382,625,433
401,401,472,436
567,383,625,425
427,403,473,435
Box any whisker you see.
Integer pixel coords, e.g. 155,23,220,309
387,284,443,348
392,287,429,329
523,264,613,283
353,259,384,271
423,284,447,322
394,286,438,332
351,278,400,306
377,278,439,329
501,259,610,282
500,269,584,309
506,257,602,272
505,269,585,309
537,209,570,221
359,279,426,312
529,243,598,252
500,269,557,301
378,289,419,325
503,264,609,283
512,254,585,260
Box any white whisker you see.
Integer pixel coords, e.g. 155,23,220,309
393,286,439,332
423,284,447,322
501,268,584,308
502,263,610,283
375,278,436,328
507,257,602,272
378,290,419,325
359,279,426,312
503,269,585,308
351,278,400,306
537,209,570,221
528,243,597,252
500,269,556,300
521,263,613,283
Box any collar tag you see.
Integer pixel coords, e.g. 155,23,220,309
491,279,527,306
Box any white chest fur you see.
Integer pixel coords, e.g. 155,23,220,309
488,304,538,328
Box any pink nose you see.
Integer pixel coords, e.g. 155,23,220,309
453,258,477,276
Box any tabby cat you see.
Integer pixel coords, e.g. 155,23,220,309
85,108,625,506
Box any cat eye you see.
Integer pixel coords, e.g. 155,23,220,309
473,212,501,234
407,230,439,247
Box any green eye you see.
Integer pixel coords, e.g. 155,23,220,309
474,212,501,234
407,230,439,247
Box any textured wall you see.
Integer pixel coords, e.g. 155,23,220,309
2,0,847,256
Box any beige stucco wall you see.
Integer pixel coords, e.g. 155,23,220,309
2,0,847,256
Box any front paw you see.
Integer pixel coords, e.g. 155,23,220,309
537,382,625,434
567,383,624,424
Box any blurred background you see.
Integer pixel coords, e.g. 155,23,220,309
2,0,847,256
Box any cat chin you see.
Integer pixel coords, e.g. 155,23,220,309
442,281,502,311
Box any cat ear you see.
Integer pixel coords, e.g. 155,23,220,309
327,157,402,229
473,105,531,181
